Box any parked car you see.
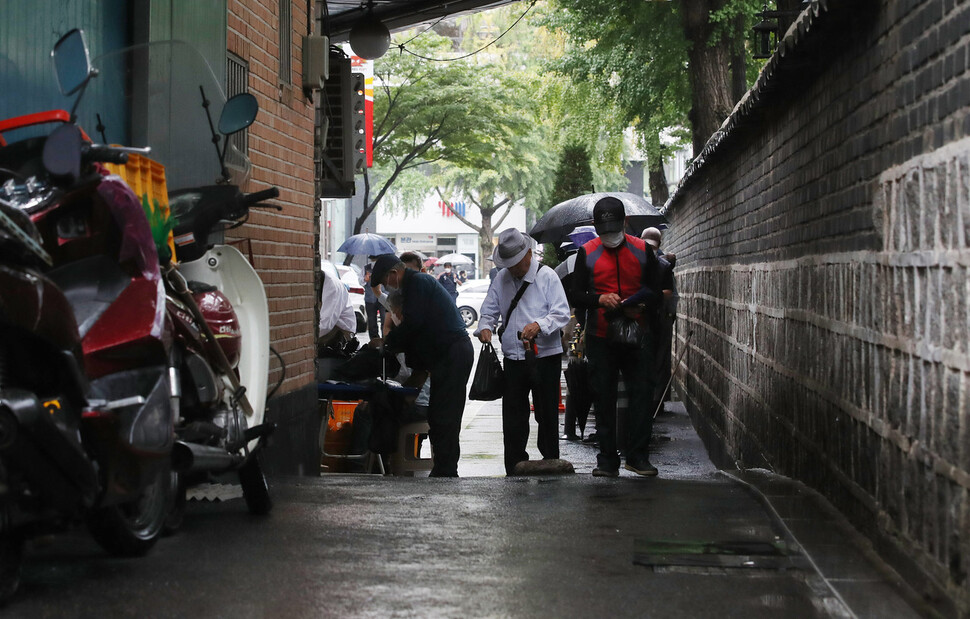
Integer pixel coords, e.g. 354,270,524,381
455,278,492,328
336,264,367,333
321,259,366,333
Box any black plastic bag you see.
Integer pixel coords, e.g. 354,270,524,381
469,342,505,401
366,383,403,455
606,315,643,349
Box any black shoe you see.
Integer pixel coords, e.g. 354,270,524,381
560,433,579,441
625,459,658,477
592,466,619,478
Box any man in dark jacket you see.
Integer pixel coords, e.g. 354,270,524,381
571,197,669,477
371,255,473,477
437,262,460,300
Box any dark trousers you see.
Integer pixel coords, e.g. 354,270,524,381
502,353,561,475
586,335,656,470
366,301,384,338
427,336,473,477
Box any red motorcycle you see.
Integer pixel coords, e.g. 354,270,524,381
0,29,176,600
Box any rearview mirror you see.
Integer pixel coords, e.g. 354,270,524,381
218,93,258,135
42,123,83,182
51,29,94,96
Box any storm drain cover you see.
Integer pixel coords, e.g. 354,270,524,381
633,539,807,570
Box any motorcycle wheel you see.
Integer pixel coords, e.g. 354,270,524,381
238,457,272,515
88,467,169,556
0,506,23,604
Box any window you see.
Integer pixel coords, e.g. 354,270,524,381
226,52,249,156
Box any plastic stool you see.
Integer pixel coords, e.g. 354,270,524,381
390,421,432,476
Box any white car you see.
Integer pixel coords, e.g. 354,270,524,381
321,260,366,333
455,278,492,328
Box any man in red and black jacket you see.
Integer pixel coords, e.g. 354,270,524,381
571,197,670,477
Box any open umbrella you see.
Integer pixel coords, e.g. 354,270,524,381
554,253,577,279
337,233,397,256
568,225,598,247
436,252,473,265
529,192,666,244
423,257,438,268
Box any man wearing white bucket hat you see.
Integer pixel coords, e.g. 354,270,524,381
475,229,570,475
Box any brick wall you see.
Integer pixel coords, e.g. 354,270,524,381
663,0,970,610
228,0,318,472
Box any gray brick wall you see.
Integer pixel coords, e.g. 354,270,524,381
663,0,970,610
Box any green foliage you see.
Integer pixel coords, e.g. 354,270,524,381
542,0,693,165
550,143,593,207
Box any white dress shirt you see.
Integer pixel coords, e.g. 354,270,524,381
319,271,356,335
474,259,570,360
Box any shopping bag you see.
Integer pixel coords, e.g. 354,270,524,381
468,342,505,401
606,315,644,349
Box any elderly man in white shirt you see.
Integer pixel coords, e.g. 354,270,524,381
475,228,571,475
318,267,357,350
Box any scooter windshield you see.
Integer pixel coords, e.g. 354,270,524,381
88,41,252,191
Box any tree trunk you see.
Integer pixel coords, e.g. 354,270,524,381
730,12,747,104
478,214,494,279
681,0,735,156
648,158,670,207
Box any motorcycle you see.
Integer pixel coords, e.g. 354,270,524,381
0,29,178,600
88,40,280,519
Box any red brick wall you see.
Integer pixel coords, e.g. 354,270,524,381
227,0,316,396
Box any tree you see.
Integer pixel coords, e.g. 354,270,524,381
541,143,594,266
550,143,594,207
353,35,525,239
428,68,554,277
546,0,766,164
374,7,629,273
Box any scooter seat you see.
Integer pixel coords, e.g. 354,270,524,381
48,255,130,338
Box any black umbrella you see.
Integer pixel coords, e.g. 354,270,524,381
529,192,666,244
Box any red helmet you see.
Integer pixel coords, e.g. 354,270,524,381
194,289,241,368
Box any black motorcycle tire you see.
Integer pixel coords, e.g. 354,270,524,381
0,507,23,604
238,456,272,515
87,467,168,556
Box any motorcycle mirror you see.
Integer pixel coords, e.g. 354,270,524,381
51,29,95,96
218,93,259,136
42,124,83,183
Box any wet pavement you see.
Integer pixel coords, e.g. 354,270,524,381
5,338,928,618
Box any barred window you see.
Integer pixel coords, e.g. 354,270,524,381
226,52,249,156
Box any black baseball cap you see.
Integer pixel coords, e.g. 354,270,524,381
592,197,625,234
370,254,400,286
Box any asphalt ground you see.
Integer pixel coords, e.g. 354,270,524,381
4,333,928,617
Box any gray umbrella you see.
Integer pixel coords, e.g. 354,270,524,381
529,192,666,244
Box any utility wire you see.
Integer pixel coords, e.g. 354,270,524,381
398,14,447,47
395,0,538,62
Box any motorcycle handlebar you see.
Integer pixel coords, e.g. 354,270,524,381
242,187,279,207
84,145,129,165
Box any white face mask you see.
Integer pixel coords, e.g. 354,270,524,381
600,231,625,248
445,267,452,273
